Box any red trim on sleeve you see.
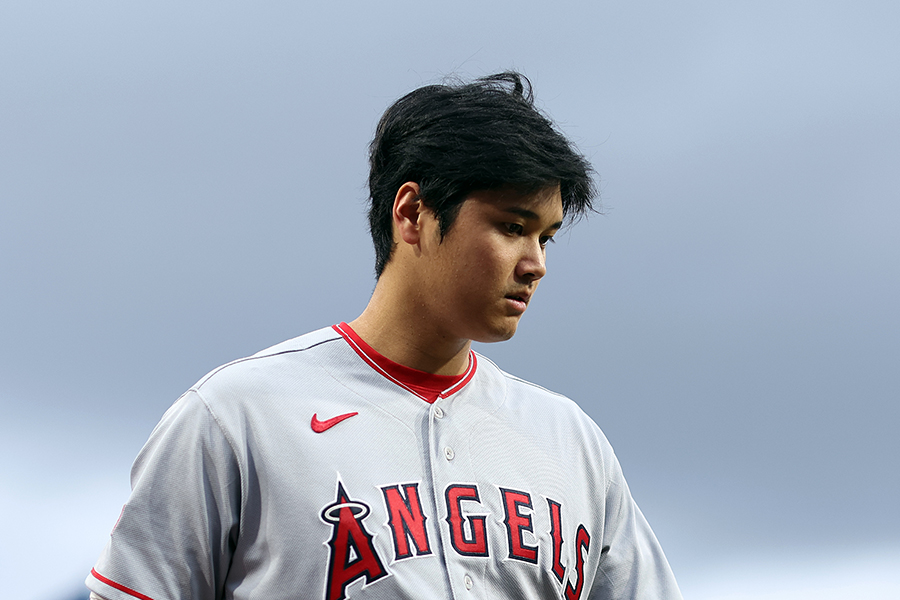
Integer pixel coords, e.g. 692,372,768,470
332,322,477,403
90,569,156,600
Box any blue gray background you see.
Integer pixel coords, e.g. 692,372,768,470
1,1,898,598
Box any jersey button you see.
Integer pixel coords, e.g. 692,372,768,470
433,406,444,419
464,574,473,590
444,446,455,461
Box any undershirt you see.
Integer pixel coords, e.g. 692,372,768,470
332,321,477,403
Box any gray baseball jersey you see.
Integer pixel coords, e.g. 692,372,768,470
87,324,681,600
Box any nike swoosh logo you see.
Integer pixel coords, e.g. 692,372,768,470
311,411,359,433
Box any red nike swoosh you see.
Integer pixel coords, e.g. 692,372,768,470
311,411,358,433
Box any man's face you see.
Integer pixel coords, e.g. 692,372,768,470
415,185,564,344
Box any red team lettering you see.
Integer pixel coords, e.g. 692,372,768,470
444,484,490,556
548,497,566,583
322,482,592,599
381,483,432,560
499,488,539,563
564,525,591,600
321,483,388,600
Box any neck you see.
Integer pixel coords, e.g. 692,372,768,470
349,280,472,376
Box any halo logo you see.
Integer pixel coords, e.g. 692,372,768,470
320,481,387,600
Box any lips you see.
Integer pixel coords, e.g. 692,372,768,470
505,290,532,304
505,290,532,311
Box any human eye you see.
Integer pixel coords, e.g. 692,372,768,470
539,235,556,248
504,223,525,235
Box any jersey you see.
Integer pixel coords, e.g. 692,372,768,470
87,324,682,600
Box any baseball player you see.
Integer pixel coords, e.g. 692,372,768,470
87,72,682,600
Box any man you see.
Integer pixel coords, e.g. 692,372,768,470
87,72,681,600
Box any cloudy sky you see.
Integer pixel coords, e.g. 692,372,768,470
1,1,898,598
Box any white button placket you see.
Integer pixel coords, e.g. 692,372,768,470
428,398,473,599
428,397,480,599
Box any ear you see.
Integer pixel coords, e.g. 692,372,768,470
392,182,425,245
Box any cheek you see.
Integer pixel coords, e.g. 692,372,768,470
465,254,507,284
441,235,515,283
450,245,493,276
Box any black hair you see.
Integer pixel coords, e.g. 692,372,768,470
367,71,597,277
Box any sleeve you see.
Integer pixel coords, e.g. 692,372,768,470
86,390,243,600
587,451,683,600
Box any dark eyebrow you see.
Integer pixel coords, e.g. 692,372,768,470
501,207,563,230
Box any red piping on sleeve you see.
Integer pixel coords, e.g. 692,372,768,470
90,569,156,600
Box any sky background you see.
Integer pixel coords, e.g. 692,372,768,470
1,1,898,598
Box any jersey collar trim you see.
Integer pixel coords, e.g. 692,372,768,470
332,322,477,404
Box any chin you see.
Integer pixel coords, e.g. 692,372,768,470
472,322,519,344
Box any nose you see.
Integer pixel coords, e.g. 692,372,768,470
516,238,547,282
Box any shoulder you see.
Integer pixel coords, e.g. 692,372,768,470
158,326,352,433
248,325,342,358
475,351,590,408
190,326,342,392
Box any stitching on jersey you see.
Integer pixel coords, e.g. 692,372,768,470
460,353,509,466
596,479,628,589
194,335,341,391
597,556,619,590
308,345,421,436
478,352,612,496
475,352,571,401
191,388,248,544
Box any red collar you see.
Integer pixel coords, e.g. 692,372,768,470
332,322,477,403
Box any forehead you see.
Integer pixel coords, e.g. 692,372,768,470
462,185,564,224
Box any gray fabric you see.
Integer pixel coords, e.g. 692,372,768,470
87,326,681,600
